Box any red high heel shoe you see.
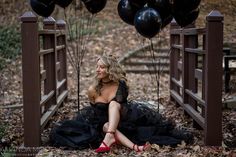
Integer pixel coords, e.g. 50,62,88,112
133,142,151,152
95,131,117,153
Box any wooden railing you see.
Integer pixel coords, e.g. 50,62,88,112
169,10,223,146
20,11,68,147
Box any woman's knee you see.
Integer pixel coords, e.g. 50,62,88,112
103,122,109,132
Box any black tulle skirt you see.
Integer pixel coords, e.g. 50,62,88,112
49,101,193,150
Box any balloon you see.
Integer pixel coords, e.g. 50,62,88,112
134,7,162,38
30,0,55,17
147,0,172,19
117,0,139,25
55,0,73,8
172,0,201,14
128,0,147,9
81,0,107,14
174,8,200,27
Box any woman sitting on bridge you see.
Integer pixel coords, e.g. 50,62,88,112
50,55,193,153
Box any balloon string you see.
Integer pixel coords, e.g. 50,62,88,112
149,38,160,113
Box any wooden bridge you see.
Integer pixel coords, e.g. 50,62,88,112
20,10,226,147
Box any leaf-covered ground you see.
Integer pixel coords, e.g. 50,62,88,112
1,0,236,156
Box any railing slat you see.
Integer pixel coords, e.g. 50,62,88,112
40,90,55,106
39,48,54,55
57,79,66,91
39,30,65,35
195,69,202,80
185,89,206,107
40,70,46,81
56,61,60,71
183,28,206,35
172,44,183,50
178,61,182,70
170,89,183,104
56,45,65,51
182,103,205,128
171,78,183,88
185,48,205,54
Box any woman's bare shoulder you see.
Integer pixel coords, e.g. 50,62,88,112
87,85,97,103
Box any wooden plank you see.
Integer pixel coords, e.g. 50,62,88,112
40,70,46,81
183,28,206,35
170,89,183,105
40,104,57,129
185,89,206,107
171,90,204,129
39,48,54,55
56,45,65,51
178,61,182,70
171,78,183,88
172,44,183,50
195,69,202,80
183,103,205,128
56,62,60,71
39,45,65,56
57,90,68,105
0,104,23,109
39,30,65,35
41,90,68,129
223,55,236,59
40,90,55,106
185,48,205,54
57,79,66,90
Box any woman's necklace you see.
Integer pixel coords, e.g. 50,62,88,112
101,80,113,84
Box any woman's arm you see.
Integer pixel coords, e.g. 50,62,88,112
87,85,96,104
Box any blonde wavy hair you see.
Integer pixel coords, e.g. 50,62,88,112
93,55,127,95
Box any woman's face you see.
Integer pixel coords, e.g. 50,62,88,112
96,59,109,79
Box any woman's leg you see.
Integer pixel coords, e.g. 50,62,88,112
103,122,149,151
98,101,150,151
98,101,121,147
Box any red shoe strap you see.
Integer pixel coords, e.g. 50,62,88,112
133,144,140,152
102,141,108,148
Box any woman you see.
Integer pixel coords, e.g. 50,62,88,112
50,55,193,153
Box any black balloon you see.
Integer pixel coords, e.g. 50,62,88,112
81,0,107,14
30,0,55,17
55,0,73,8
117,0,139,25
134,7,162,38
147,0,172,19
172,0,201,14
128,0,147,9
174,8,200,27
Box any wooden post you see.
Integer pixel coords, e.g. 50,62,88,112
223,48,231,93
21,12,41,147
182,24,201,128
170,19,181,103
56,20,68,96
205,10,223,146
43,17,57,111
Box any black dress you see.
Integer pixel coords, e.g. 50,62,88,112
49,80,193,150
